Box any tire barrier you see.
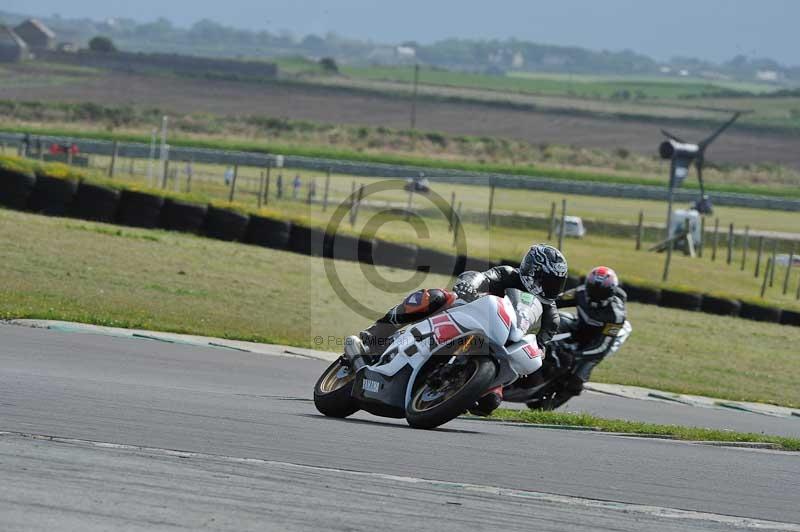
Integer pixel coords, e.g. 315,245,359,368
0,166,36,210
287,224,329,257
564,275,582,291
71,183,121,223
116,191,165,229
621,283,662,305
244,215,291,249
27,175,78,216
372,240,418,270
498,258,519,268
659,289,703,312
417,248,461,276
159,199,207,234
739,302,783,324
204,206,250,242
780,310,800,327
326,232,373,264
700,295,742,317
463,256,497,274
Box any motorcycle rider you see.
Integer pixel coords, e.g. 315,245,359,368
345,243,569,416
546,266,629,406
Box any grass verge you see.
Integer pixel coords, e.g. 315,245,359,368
488,409,800,451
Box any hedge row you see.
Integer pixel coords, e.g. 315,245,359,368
1,160,798,328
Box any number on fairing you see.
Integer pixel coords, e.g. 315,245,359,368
363,379,381,393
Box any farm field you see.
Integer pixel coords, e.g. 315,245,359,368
344,64,776,99
1,63,799,171
1,206,798,407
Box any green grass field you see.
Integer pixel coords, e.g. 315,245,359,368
1,207,798,407
343,65,766,100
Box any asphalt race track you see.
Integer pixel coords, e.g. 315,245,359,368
1,324,799,531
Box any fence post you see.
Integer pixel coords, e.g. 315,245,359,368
547,202,556,240
754,236,764,278
761,257,771,298
797,272,800,300
485,181,496,230
322,168,331,212
257,171,265,209
349,181,357,226
769,240,778,287
228,164,239,202
264,168,271,207
405,186,414,221
783,245,795,295
161,149,170,189
453,202,463,247
351,184,365,226
635,210,644,250
698,216,705,257
741,226,750,270
557,199,566,251
448,191,456,232
726,223,734,265
108,141,118,178
185,160,193,193
711,218,719,261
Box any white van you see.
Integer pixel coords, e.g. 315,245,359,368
555,216,586,238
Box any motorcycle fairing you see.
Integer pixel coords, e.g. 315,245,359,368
352,294,542,410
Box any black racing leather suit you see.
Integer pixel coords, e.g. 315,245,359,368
553,285,628,392
455,266,560,346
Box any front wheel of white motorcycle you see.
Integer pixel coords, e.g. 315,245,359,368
406,355,496,430
314,358,360,418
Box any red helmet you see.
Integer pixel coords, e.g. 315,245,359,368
585,266,619,305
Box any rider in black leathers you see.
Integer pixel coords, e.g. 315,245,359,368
546,266,629,405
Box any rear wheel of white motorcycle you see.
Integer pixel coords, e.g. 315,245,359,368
406,355,496,430
314,358,359,418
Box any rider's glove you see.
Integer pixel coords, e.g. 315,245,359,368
453,280,479,302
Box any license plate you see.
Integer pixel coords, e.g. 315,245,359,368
362,379,381,393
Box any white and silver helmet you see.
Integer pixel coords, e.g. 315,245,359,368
519,244,568,301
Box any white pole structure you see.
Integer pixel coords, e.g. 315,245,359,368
159,116,169,188
147,128,157,186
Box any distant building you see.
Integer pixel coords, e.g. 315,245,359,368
14,19,56,51
396,46,416,60
756,70,782,82
0,26,29,63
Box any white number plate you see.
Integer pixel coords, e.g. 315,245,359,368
362,379,381,393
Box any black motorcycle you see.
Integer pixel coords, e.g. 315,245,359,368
503,320,631,410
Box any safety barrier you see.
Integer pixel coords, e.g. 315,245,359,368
1,163,798,328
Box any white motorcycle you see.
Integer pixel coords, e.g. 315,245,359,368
313,289,544,429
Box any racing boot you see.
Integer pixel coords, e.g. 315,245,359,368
344,322,399,363
469,386,503,417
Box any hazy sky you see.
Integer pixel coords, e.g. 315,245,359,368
5,0,797,65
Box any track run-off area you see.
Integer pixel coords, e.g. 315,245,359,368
1,323,799,531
